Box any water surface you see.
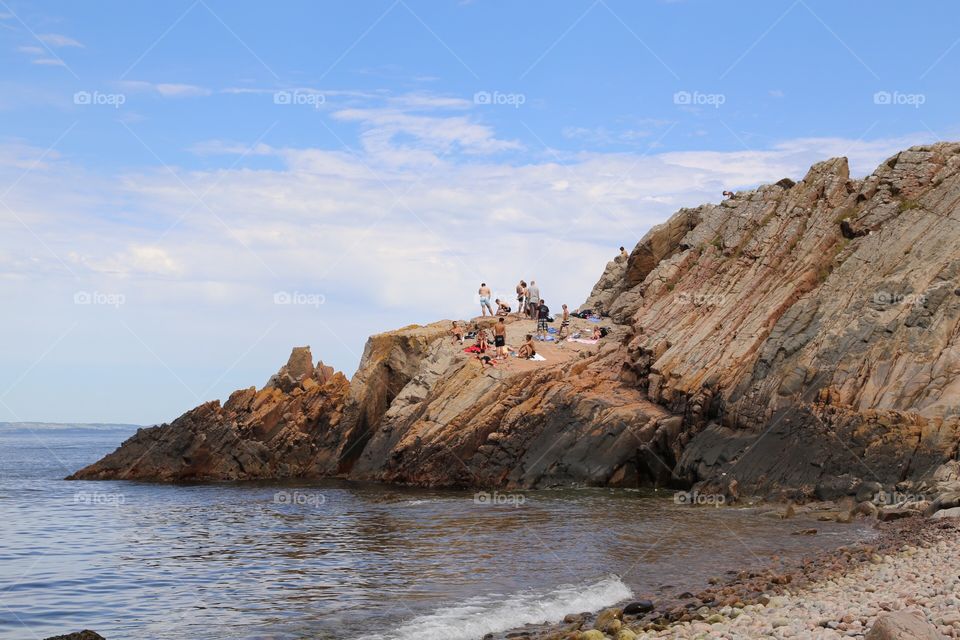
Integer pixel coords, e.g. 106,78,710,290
1,425,870,640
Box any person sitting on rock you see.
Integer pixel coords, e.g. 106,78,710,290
619,246,629,261
722,190,734,198
592,326,603,341
450,321,464,344
474,328,489,353
517,334,536,359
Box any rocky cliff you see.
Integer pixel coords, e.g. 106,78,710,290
71,143,960,501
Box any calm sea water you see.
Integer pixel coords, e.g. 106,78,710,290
1,425,871,640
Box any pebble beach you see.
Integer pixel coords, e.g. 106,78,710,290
514,517,960,640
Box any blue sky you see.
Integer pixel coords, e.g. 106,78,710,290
1,0,957,424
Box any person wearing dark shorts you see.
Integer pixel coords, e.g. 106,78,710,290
536,300,550,338
494,317,508,358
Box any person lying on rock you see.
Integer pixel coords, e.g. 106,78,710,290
518,334,536,359
450,321,464,344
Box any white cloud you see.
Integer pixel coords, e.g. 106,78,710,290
31,58,66,67
0,110,935,422
17,45,44,55
37,33,84,48
121,81,212,98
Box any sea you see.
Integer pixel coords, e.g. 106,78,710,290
0,423,872,640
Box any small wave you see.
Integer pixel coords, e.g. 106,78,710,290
404,498,442,505
383,575,631,640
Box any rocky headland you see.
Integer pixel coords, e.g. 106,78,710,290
66,142,960,640
72,142,960,515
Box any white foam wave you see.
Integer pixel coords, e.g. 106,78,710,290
383,575,631,640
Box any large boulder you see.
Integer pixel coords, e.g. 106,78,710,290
865,609,941,639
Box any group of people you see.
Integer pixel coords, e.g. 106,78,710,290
451,277,591,367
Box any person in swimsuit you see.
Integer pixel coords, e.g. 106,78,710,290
474,328,489,352
516,280,527,317
557,304,570,340
517,334,536,359
450,321,464,344
494,317,508,358
495,299,511,316
478,283,493,316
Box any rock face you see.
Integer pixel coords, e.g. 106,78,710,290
72,143,960,498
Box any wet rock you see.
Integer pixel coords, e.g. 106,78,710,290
43,633,105,640
930,506,960,520
622,600,654,615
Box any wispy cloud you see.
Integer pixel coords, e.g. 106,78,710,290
121,81,213,98
37,33,84,48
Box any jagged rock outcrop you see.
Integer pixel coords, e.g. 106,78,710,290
72,142,960,500
70,348,350,480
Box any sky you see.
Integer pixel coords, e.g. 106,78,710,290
1,0,957,425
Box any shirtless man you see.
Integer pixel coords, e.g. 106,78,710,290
450,321,464,344
494,317,508,359
516,280,527,317
478,283,493,316
557,303,570,340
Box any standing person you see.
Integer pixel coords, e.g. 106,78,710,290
516,280,527,317
537,299,550,338
557,304,570,340
494,317,508,359
478,283,494,317
527,280,540,318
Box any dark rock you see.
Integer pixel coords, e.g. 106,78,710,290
623,600,655,615
43,633,106,640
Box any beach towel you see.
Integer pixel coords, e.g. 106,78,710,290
567,338,599,345
587,316,602,323
534,335,555,342
464,346,484,353
530,354,546,361
547,327,558,334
